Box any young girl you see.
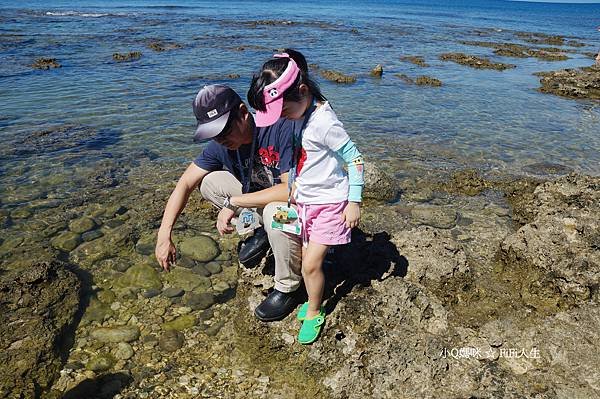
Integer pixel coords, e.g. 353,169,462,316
248,49,365,344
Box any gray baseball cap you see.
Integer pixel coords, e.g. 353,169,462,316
193,84,242,142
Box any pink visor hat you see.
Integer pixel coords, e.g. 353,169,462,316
254,53,301,127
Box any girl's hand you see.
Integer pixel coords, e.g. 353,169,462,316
341,201,361,229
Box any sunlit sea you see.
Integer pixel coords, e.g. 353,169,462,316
1,0,600,209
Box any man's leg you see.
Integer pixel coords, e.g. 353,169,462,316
199,170,242,209
254,201,303,322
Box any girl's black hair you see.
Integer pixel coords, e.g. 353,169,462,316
247,48,326,112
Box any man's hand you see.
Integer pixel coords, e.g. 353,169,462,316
341,201,361,229
155,233,177,272
216,207,235,235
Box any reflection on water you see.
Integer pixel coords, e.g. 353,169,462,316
0,0,599,210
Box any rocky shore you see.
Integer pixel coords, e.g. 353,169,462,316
536,65,600,99
2,15,600,397
1,158,598,398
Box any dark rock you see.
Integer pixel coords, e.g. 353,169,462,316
69,217,97,234
15,124,105,156
198,309,214,321
51,231,82,252
320,69,357,84
159,330,184,352
81,298,114,325
395,73,414,84
370,64,383,77
205,320,225,337
86,353,116,372
82,229,103,242
104,205,127,217
183,291,215,310
205,261,222,275
363,161,397,202
112,259,132,273
162,287,184,298
147,40,182,52
32,58,61,70
0,261,81,397
142,288,161,298
439,52,515,70
415,76,442,87
178,256,196,269
400,55,429,67
515,31,565,46
104,219,124,229
112,51,142,62
135,234,155,256
192,265,210,277
461,40,569,61
522,162,573,176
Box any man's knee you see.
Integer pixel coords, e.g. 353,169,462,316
199,171,218,200
199,171,241,204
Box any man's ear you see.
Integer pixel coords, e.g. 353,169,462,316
239,103,249,120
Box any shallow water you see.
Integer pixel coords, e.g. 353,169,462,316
1,1,600,195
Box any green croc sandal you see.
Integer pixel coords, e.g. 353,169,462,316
297,302,325,321
298,310,325,345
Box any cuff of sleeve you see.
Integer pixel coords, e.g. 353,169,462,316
348,185,363,202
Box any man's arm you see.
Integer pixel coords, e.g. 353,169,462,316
156,162,210,271
230,172,290,208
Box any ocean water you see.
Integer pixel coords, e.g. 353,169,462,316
1,0,600,205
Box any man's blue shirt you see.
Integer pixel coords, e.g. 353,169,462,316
193,118,298,193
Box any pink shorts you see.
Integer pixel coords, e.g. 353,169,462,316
297,201,351,246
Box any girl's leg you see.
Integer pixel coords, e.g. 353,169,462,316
301,241,329,319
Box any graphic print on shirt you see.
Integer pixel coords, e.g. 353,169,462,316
251,157,275,190
295,147,307,176
258,145,280,169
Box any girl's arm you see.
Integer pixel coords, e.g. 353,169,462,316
336,139,365,202
229,172,290,208
336,139,364,228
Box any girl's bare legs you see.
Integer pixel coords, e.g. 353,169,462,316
301,241,329,318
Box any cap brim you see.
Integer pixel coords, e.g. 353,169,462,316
193,111,230,143
254,98,283,127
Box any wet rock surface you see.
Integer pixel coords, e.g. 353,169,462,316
370,64,383,77
13,124,111,156
0,261,81,397
499,174,600,310
31,58,61,70
440,52,516,70
415,75,442,86
1,157,598,398
147,40,183,52
461,40,570,61
400,55,429,67
363,161,398,202
112,51,142,62
536,65,600,100
514,31,585,47
320,69,357,84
